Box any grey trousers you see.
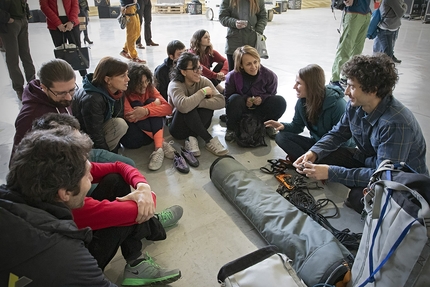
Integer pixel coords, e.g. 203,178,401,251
0,18,35,92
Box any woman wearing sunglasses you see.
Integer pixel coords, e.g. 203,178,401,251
168,52,228,157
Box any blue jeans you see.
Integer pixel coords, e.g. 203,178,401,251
373,28,397,58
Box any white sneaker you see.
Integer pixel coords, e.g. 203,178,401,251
184,136,200,157
162,141,176,160
205,137,229,156
148,148,164,171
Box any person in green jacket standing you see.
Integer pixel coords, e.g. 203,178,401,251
265,64,355,163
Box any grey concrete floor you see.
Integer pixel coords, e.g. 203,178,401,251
1,8,429,286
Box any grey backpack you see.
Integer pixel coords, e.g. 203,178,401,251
349,160,430,287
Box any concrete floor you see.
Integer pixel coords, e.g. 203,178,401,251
1,8,429,286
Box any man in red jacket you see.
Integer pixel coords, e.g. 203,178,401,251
29,112,183,286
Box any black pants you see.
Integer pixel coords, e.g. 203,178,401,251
226,94,286,131
169,108,214,142
209,63,223,87
88,173,166,270
227,54,234,71
136,0,152,45
49,16,87,77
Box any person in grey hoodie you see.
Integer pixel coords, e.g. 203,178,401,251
373,0,407,59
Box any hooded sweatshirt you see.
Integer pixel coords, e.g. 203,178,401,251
72,74,124,150
0,185,116,286
12,79,72,162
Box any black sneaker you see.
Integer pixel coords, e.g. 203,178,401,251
329,81,345,92
392,55,402,64
219,114,227,122
224,129,235,142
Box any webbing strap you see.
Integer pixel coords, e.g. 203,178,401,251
404,237,430,286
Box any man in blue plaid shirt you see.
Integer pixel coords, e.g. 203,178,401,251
293,53,428,213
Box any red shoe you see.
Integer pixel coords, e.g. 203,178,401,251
131,57,146,64
119,50,131,59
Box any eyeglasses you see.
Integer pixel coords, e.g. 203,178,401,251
47,83,79,97
184,65,203,73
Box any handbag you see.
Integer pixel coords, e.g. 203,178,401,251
254,32,268,59
217,245,307,287
54,33,90,70
117,14,127,29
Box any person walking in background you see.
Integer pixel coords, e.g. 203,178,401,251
219,0,267,71
189,29,229,93
329,0,371,90
0,0,36,101
224,45,286,142
168,52,228,157
265,64,355,162
119,0,146,63
135,0,158,48
78,0,92,44
72,57,129,153
121,63,175,171
154,40,186,101
40,0,87,77
373,0,407,61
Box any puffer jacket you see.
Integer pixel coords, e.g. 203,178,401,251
72,74,125,150
0,185,115,286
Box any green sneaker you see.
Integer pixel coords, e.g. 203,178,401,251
122,254,181,286
157,205,183,228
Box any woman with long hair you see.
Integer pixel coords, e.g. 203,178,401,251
189,29,228,93
219,0,267,71
224,45,286,142
72,57,129,152
120,63,175,171
264,64,355,162
168,52,228,157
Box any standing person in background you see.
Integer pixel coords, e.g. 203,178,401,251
119,0,146,63
0,0,36,101
373,0,406,61
219,0,267,71
73,57,129,153
329,0,371,90
189,29,229,93
135,0,158,49
224,45,286,142
154,40,186,101
40,0,87,77
265,64,355,162
78,0,92,44
121,63,176,171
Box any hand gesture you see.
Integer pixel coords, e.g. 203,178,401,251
202,86,214,98
57,24,67,32
8,18,15,24
116,183,155,223
153,98,161,106
125,107,149,122
344,0,353,6
299,162,330,181
216,72,225,81
246,97,254,108
253,96,262,106
264,120,284,131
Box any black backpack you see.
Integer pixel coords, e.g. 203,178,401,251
235,113,267,148
331,0,345,11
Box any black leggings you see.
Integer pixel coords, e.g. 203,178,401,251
169,108,214,142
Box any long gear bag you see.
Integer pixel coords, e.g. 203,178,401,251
210,156,353,287
349,160,430,287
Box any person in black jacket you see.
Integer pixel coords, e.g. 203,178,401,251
0,126,115,286
0,0,36,100
73,56,129,152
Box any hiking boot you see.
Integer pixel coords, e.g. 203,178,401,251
181,147,199,167
122,254,181,286
148,148,164,171
225,129,235,142
173,151,189,174
136,43,145,49
184,136,200,157
392,55,402,64
205,137,229,156
120,50,132,59
162,141,176,160
329,81,344,92
265,126,277,139
157,205,184,228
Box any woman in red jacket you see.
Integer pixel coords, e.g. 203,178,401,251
40,0,87,76
189,29,229,94
121,63,174,171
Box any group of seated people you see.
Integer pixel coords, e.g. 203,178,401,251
2,28,429,285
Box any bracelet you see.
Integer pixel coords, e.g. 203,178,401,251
201,88,206,96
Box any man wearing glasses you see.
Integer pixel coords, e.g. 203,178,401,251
10,58,134,167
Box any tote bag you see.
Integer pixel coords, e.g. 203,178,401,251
254,32,268,59
54,34,90,70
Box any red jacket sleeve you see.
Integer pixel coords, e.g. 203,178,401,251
72,194,156,230
90,161,147,188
